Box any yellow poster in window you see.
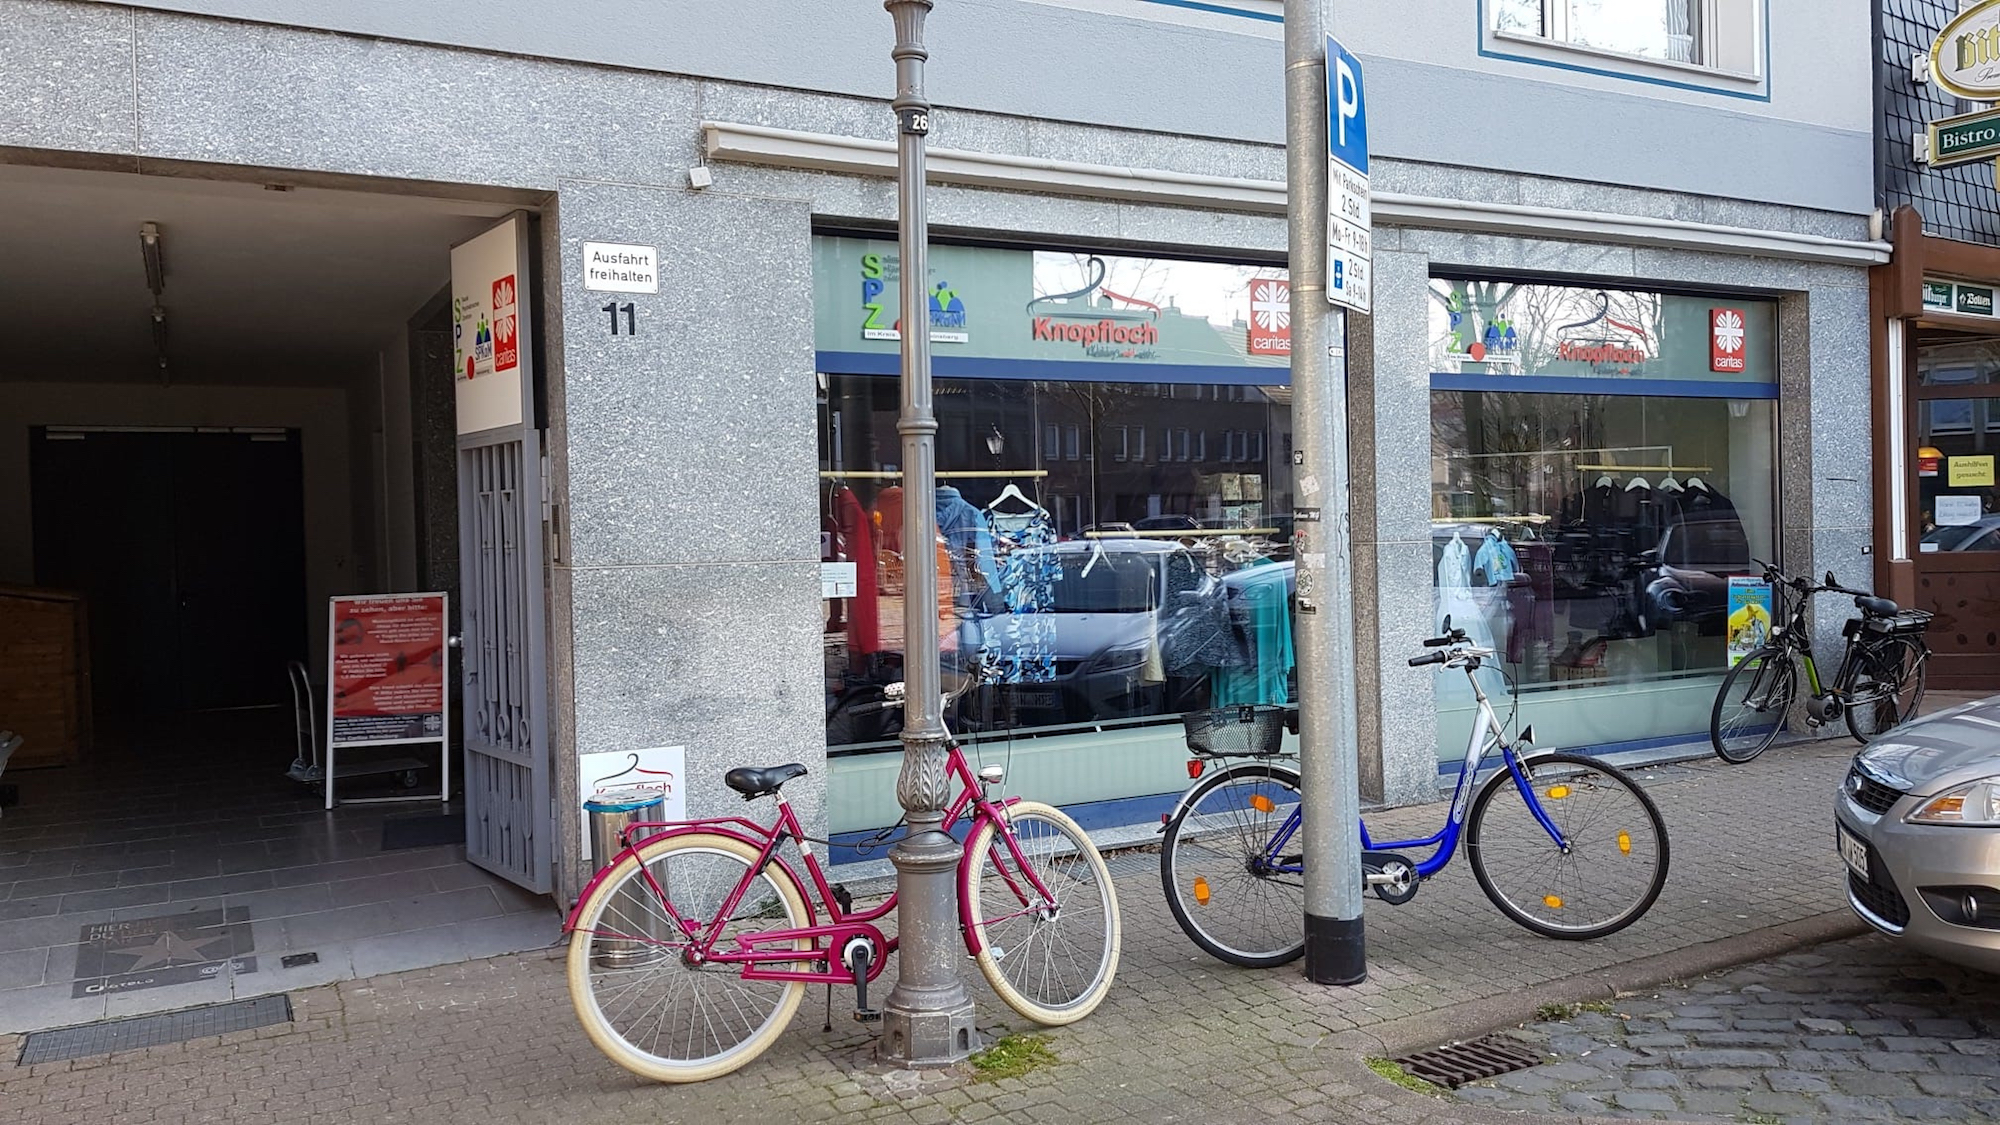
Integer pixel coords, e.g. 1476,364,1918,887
1949,455,1997,487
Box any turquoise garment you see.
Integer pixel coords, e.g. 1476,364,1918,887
1210,567,1294,707
1472,531,1519,585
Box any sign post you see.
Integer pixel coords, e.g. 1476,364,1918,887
1286,0,1368,986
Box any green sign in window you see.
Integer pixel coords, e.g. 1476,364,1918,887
1958,285,1997,317
1924,280,1956,310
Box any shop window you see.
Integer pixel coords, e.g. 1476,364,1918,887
1426,275,1778,760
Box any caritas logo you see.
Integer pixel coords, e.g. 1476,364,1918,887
1710,308,1746,373
1248,278,1290,355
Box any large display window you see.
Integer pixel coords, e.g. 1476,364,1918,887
813,236,1300,838
1427,276,1779,760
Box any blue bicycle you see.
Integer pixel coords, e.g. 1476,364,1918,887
1158,619,1670,967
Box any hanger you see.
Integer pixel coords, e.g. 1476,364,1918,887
1081,536,1109,578
1685,476,1709,492
1624,475,1651,491
591,753,676,789
1659,473,1684,493
1594,474,1615,489
985,480,1044,514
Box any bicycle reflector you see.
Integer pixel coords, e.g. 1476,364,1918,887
1547,785,1570,800
1618,831,1632,855
1250,793,1276,814
1193,877,1211,906
1543,895,1564,910
1186,759,1204,779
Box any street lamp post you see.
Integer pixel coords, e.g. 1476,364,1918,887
879,0,979,1068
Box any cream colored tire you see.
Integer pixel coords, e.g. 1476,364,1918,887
965,801,1121,1025
567,832,810,1083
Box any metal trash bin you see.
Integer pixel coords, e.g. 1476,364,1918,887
583,787,668,969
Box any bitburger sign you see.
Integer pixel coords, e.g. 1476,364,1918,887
1931,0,2000,101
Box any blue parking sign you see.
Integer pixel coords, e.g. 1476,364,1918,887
1327,36,1368,177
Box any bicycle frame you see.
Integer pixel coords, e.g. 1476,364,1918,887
1231,660,1567,882
561,736,1046,986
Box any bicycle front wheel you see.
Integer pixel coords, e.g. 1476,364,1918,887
566,832,811,1083
1846,636,1927,743
1160,763,1305,967
1711,646,1796,763
1466,752,1669,940
965,801,1120,1025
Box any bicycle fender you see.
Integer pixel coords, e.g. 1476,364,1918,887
1158,761,1301,830
562,825,821,933
954,802,1040,957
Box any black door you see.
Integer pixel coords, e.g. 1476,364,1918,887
30,429,310,716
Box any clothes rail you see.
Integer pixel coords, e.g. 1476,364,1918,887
1572,464,1712,473
1084,528,1279,538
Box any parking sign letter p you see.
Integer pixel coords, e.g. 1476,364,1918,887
1335,58,1359,149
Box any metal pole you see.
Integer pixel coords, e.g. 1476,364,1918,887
880,0,978,1067
1284,0,1366,985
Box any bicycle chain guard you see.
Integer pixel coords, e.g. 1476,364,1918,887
1362,850,1420,905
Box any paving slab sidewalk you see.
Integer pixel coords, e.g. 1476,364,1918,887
0,738,1872,1125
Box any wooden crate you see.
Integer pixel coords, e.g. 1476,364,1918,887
0,586,91,769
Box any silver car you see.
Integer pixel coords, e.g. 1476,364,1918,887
1836,695,2000,973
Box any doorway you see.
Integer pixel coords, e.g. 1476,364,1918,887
1909,329,2000,690
30,427,309,716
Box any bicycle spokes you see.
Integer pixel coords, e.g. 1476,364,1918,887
1470,757,1669,938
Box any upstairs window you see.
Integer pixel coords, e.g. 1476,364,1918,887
1492,0,1762,81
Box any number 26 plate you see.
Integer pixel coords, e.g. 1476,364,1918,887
1837,824,1869,879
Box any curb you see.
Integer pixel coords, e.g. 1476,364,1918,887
1321,909,1872,1125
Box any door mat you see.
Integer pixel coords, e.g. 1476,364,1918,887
20,994,292,1065
71,906,256,998
381,813,465,851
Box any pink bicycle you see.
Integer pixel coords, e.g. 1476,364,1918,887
563,677,1122,1083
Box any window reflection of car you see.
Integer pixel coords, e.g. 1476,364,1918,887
1132,515,1201,533
1921,515,2000,552
970,539,1208,726
1640,517,1752,629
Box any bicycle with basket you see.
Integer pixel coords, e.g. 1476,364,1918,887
1158,618,1671,967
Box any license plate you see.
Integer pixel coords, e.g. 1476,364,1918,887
1837,824,1870,880
1015,688,1060,710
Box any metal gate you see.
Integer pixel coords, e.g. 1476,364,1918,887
458,433,551,892
452,212,551,894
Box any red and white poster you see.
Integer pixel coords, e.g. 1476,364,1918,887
1248,277,1291,356
327,594,448,747
1710,308,1746,372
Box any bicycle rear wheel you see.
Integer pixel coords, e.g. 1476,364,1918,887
1466,752,1669,940
965,801,1120,1025
566,832,811,1083
1711,646,1796,763
1159,763,1305,967
1845,636,1926,743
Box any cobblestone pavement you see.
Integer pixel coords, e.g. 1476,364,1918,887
1452,935,2000,1124
0,739,1878,1124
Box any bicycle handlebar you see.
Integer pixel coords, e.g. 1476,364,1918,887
1408,650,1449,667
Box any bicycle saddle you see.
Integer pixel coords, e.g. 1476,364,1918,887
1854,594,1899,617
724,763,809,799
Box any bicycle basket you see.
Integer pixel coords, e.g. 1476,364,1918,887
1182,705,1288,758
1864,609,1934,636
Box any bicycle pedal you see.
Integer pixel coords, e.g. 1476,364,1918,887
852,1008,882,1024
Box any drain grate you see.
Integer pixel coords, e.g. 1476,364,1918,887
19,994,292,1065
1393,1034,1546,1089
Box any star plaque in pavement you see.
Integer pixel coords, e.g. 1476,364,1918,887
112,930,230,971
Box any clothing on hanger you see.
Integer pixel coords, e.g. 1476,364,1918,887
976,505,1059,684
1211,566,1294,707
1473,528,1520,586
935,486,1003,610
832,486,881,659
874,485,905,554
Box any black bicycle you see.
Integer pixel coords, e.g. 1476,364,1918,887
1710,559,1932,764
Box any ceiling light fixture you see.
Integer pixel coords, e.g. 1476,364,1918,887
139,221,165,295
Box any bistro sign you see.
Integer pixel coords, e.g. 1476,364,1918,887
1931,0,2000,100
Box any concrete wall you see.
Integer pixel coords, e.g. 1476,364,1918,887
0,380,357,659
76,0,1874,214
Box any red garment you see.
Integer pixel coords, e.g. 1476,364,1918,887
874,486,904,554
833,486,880,655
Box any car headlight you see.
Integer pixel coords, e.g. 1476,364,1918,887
1906,776,2000,826
1087,642,1150,672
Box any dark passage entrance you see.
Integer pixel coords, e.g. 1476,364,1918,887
30,427,309,715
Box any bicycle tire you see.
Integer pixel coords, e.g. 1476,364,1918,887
1711,646,1796,763
566,832,811,1083
1159,762,1306,968
964,801,1121,1025
1465,752,1669,940
1845,636,1927,744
